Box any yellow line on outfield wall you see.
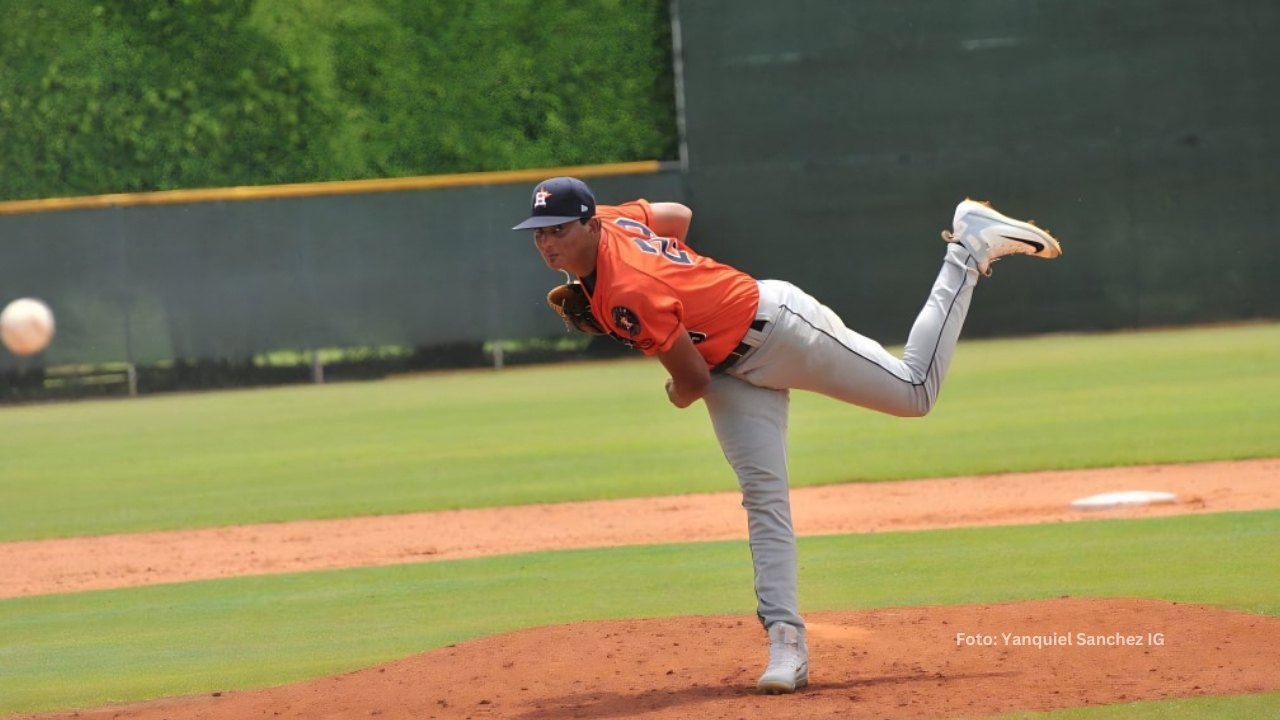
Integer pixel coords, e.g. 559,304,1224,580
0,160,665,216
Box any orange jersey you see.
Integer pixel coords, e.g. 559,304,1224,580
585,201,759,367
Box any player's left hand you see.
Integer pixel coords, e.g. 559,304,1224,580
546,283,605,334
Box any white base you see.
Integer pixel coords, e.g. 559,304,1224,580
1070,490,1177,511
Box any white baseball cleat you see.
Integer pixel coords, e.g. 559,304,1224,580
757,622,809,694
942,198,1062,276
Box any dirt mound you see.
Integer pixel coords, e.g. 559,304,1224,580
25,597,1280,720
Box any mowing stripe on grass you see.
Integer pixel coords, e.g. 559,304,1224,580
1,323,1278,542
989,691,1280,720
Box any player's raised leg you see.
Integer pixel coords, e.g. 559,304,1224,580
728,258,973,418
730,200,1060,417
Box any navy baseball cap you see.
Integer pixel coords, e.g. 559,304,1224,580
511,176,596,230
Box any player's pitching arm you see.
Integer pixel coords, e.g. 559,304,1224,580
658,328,710,408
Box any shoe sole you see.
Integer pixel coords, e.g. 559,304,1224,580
757,669,809,694
953,199,1063,259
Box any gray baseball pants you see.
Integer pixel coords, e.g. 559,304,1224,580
702,244,980,629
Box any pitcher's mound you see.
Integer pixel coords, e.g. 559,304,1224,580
30,597,1280,719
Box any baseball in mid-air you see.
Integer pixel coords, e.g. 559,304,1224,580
0,297,56,356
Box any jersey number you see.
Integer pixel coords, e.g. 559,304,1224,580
616,218,693,265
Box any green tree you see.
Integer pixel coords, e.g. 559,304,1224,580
0,0,330,199
319,0,677,177
0,0,679,200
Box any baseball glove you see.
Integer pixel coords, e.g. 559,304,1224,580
547,283,605,335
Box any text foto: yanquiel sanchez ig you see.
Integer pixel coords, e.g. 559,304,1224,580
955,632,1167,649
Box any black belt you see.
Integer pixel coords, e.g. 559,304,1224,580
711,318,769,374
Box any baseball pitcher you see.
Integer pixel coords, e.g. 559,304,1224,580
514,176,1061,693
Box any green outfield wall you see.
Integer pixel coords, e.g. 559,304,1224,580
675,0,1280,341
0,165,684,374
2,0,1277,386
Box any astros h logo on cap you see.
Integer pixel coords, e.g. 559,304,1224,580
534,187,552,208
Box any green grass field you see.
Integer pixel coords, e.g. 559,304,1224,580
1,323,1277,542
1,323,1278,716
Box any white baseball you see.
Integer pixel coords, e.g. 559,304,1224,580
0,297,56,356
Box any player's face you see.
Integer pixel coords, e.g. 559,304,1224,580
533,220,596,274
